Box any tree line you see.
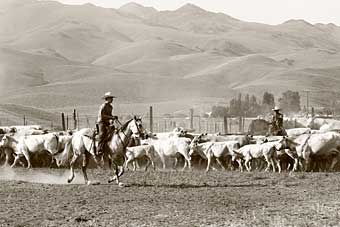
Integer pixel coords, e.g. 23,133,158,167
211,90,301,118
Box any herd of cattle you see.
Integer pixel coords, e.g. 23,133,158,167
1,117,340,177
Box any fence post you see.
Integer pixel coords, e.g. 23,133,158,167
73,109,77,129
66,115,69,130
198,116,201,133
242,117,245,133
77,111,80,129
238,116,242,133
224,116,228,134
23,115,26,126
149,106,153,133
189,108,194,130
61,112,66,131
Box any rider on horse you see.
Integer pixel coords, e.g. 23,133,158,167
269,106,287,136
97,92,118,154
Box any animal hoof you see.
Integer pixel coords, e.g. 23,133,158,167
67,179,72,184
118,182,125,187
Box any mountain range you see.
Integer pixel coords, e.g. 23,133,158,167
0,0,340,123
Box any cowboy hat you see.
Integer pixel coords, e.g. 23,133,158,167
102,92,116,99
272,106,280,111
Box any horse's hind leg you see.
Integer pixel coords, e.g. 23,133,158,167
68,153,79,183
81,152,90,185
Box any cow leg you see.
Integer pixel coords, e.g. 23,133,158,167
4,148,13,167
124,155,133,171
133,160,137,172
284,150,299,172
21,148,32,169
270,157,276,173
67,153,79,183
81,152,90,185
244,158,251,172
173,156,179,170
159,154,166,170
206,156,212,172
135,160,141,170
144,158,150,171
11,154,24,168
236,159,244,172
275,158,282,173
264,156,272,172
216,157,225,170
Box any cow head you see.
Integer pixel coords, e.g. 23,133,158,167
231,150,243,162
188,135,200,156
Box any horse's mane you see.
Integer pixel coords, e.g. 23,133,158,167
119,119,134,132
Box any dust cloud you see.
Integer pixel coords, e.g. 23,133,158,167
0,167,84,184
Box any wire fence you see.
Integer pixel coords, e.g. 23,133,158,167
0,110,254,135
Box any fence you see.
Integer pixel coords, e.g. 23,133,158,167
0,106,254,134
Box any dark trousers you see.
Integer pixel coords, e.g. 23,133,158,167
98,122,109,150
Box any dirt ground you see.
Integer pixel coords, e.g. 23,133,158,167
1,168,340,227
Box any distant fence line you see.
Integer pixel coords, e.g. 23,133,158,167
0,106,253,134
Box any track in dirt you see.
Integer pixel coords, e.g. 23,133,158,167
1,169,340,226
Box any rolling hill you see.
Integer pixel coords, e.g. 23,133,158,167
0,0,340,126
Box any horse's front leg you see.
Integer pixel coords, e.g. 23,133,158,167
67,153,79,183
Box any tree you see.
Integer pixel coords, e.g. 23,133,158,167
262,92,275,106
211,105,228,118
278,90,301,113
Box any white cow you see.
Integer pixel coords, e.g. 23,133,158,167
0,133,72,168
232,138,287,172
295,131,340,171
125,144,156,171
286,128,311,138
142,136,192,170
189,136,240,172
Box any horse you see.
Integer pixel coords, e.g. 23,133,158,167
67,117,145,186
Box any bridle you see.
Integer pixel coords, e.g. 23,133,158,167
115,118,144,148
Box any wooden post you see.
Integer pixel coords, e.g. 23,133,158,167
23,115,26,126
149,106,153,133
224,116,228,134
66,115,69,130
229,119,232,134
77,112,80,129
214,122,217,133
198,116,201,133
164,119,167,132
61,112,66,131
242,117,245,133
239,116,242,133
189,108,194,130
73,109,77,129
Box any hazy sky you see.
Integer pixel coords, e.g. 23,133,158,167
54,0,340,25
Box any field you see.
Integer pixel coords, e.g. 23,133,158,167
1,168,340,226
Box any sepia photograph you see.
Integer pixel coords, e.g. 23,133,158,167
1,0,340,226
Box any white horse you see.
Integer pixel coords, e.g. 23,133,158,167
67,117,145,186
